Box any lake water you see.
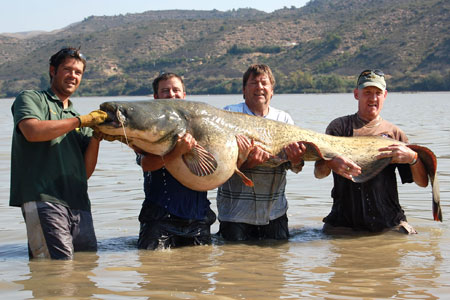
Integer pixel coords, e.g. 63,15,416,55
0,93,449,299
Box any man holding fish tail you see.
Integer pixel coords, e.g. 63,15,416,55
135,73,216,250
216,64,306,241
10,47,107,259
314,69,428,234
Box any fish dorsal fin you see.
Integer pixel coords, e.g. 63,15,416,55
182,144,218,177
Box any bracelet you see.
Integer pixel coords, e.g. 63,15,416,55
409,152,418,165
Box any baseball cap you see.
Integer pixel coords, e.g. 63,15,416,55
356,69,386,90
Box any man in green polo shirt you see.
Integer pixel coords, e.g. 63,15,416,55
10,47,107,259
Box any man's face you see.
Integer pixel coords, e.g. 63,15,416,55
243,73,274,108
155,77,186,99
50,57,84,98
354,86,387,121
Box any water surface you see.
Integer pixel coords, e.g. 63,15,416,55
0,93,449,299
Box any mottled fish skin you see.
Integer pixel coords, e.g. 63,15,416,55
96,99,441,222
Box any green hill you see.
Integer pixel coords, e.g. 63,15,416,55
0,0,448,97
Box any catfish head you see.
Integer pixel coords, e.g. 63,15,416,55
96,100,188,156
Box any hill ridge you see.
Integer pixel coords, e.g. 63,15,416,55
0,0,448,97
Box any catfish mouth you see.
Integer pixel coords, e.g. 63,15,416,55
99,105,127,128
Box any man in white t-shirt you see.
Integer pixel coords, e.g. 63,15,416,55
217,64,306,241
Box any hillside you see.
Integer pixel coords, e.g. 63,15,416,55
0,0,449,97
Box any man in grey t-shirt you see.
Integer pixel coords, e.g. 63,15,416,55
314,69,429,234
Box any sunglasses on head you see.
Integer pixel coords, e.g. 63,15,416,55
55,48,87,61
358,69,384,79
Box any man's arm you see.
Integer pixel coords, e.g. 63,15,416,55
314,118,363,180
409,158,428,187
237,140,307,171
140,133,196,172
314,156,361,180
140,153,165,172
377,144,428,187
18,118,80,142
18,110,107,142
84,136,101,179
314,159,331,179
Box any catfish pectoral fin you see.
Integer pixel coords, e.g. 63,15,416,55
182,144,218,177
235,168,254,187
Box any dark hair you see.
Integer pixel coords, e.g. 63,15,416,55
49,47,87,81
152,73,185,96
242,64,276,90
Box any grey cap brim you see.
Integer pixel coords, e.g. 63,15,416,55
358,81,386,90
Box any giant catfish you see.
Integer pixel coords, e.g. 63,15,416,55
95,99,442,222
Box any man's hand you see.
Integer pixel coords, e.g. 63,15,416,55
284,142,306,164
92,129,121,142
376,144,418,164
284,142,306,173
240,146,271,170
139,133,197,172
78,110,108,127
172,133,197,156
236,135,255,167
327,155,361,180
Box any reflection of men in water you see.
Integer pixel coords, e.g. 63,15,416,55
321,232,442,299
135,73,216,250
10,47,107,259
314,69,428,234
18,253,102,297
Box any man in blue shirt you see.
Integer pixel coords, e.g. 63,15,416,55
136,73,216,250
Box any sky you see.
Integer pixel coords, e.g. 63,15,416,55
0,0,309,33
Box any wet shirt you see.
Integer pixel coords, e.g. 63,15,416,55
216,102,294,225
137,156,211,221
10,89,92,211
323,113,413,232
